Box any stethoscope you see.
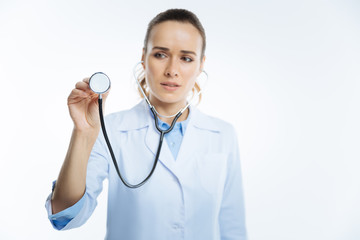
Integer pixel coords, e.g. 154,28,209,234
89,61,207,188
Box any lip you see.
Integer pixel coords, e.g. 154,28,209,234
160,81,181,91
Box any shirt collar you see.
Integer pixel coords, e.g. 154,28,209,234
155,108,192,136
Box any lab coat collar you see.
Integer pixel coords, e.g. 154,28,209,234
190,106,221,132
115,99,221,132
114,99,221,174
116,100,151,131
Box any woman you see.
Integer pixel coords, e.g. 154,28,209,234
46,9,247,240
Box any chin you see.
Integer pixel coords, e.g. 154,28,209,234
152,93,187,105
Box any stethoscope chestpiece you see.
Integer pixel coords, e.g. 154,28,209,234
89,72,111,95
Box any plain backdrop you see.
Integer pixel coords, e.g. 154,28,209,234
0,0,359,239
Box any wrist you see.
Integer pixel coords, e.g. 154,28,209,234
72,126,100,140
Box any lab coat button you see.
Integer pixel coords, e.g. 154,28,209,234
172,223,183,230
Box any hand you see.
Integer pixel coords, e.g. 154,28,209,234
67,78,110,132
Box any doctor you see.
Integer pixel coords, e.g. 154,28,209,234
46,9,247,240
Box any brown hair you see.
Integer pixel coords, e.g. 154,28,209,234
138,9,206,102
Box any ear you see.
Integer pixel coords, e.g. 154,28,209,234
141,48,146,69
199,55,206,74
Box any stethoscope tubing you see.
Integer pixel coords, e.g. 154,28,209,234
98,96,182,188
94,61,207,188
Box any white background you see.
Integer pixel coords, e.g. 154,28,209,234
0,0,359,239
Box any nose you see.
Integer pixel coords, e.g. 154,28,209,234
165,59,179,78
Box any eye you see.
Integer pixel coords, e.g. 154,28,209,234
154,52,166,59
182,56,193,62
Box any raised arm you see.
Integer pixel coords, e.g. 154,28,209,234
51,78,109,214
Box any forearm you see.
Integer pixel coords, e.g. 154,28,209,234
51,128,99,214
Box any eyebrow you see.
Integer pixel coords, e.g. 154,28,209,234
152,46,197,56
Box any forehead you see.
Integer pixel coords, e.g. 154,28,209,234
147,21,203,53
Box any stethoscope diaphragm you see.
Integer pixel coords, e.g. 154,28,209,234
89,72,111,94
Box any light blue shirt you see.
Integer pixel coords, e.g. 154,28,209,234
45,100,247,240
156,112,189,160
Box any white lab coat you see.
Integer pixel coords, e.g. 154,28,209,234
46,100,247,240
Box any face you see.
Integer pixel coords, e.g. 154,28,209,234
142,21,205,107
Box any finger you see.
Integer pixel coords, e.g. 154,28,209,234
82,77,90,84
69,88,98,100
75,81,91,91
101,88,111,100
68,88,88,99
68,89,98,104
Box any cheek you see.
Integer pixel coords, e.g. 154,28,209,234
146,59,162,79
183,76,197,94
183,67,200,84
144,64,156,85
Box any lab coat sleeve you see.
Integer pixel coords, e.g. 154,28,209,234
219,126,247,240
46,191,86,230
45,180,86,230
45,133,109,230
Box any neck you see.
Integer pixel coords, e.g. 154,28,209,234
149,97,189,125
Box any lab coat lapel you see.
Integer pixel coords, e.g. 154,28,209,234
145,119,176,172
176,106,221,164
175,120,198,164
115,99,176,172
